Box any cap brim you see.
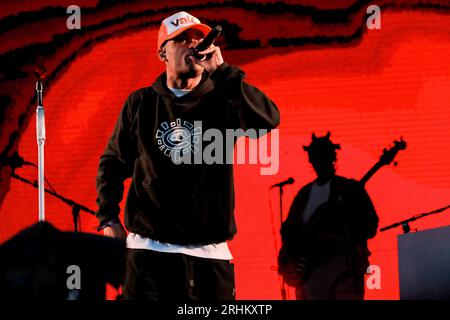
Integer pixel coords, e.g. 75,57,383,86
164,24,212,43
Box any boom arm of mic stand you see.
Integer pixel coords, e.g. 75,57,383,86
380,204,450,233
11,172,96,217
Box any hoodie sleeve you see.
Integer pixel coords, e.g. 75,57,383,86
95,93,138,224
209,63,280,132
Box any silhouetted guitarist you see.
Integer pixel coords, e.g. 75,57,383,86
279,132,379,300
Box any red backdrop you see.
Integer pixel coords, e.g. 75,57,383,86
1,2,449,299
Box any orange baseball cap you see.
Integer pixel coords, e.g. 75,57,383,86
157,11,211,51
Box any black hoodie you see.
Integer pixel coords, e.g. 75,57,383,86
96,63,280,245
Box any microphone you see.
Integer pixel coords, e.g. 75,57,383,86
193,25,222,59
270,177,295,189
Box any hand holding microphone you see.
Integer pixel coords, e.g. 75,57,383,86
192,25,224,73
193,25,222,59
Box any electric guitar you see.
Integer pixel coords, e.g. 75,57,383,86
278,138,407,287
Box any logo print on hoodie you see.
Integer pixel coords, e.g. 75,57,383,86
155,118,201,157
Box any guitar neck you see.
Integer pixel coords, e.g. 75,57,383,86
360,162,383,186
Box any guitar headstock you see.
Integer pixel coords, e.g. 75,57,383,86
379,137,407,167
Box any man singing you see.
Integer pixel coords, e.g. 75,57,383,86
95,11,280,300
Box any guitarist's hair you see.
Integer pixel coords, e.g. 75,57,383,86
303,132,341,162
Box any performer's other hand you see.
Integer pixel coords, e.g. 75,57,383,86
103,222,127,240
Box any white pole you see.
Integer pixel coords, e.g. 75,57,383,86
36,80,46,221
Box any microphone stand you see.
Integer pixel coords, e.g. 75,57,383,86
380,204,450,234
3,73,96,232
275,184,288,300
36,77,46,222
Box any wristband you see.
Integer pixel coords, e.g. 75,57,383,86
97,218,120,232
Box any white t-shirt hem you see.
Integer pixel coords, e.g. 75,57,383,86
126,233,233,260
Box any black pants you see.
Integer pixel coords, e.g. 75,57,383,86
123,249,235,300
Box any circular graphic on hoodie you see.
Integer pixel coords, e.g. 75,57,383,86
155,118,202,158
